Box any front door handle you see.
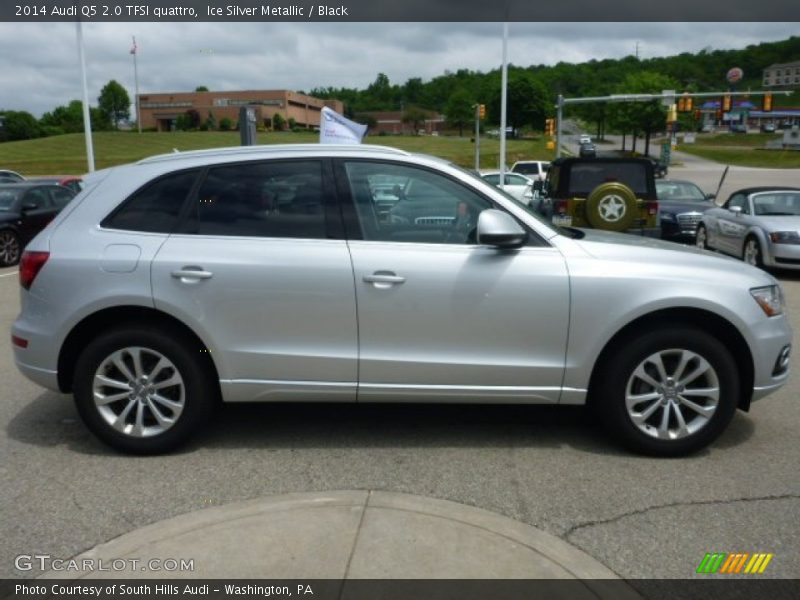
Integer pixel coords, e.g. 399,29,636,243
171,267,213,282
363,272,406,288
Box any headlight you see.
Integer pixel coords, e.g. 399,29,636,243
768,231,800,244
660,212,676,221
750,285,784,317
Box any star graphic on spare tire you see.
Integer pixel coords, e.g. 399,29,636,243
598,194,626,222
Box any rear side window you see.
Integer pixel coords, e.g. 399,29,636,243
103,170,198,233
184,160,326,239
50,187,74,209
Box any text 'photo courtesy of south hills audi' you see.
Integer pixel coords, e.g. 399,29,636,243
11,145,792,457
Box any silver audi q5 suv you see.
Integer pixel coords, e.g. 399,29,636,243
11,145,792,455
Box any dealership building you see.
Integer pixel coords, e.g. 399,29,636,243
137,89,344,131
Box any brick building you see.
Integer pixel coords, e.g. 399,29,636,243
762,61,800,88
137,89,344,131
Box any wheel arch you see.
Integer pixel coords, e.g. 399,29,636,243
587,307,755,412
57,305,220,395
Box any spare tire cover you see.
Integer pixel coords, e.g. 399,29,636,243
585,182,637,231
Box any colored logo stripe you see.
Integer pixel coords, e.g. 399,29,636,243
697,552,774,574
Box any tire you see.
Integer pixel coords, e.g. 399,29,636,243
594,327,739,456
585,182,637,232
695,224,708,250
742,236,764,268
0,229,20,267
73,324,215,454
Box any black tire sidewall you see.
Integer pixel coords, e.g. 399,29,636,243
73,325,213,454
596,328,740,456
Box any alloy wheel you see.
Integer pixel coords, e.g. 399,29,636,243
0,230,19,266
625,348,720,441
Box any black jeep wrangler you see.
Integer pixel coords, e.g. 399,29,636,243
536,157,660,236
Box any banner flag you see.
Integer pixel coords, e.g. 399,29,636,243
319,106,367,144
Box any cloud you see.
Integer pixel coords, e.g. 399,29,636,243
0,22,796,116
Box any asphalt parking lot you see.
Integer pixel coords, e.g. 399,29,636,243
1,184,799,581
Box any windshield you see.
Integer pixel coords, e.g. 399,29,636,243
0,189,22,211
656,181,707,201
752,192,800,216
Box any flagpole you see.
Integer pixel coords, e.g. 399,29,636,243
76,21,95,172
132,36,141,133
499,21,508,186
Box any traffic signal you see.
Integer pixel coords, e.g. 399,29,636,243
722,94,732,112
667,104,678,123
545,118,555,136
694,109,701,121
762,93,773,112
478,104,486,119
678,94,692,112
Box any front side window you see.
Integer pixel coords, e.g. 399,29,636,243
344,161,492,245
726,194,748,213
186,160,325,238
103,170,198,233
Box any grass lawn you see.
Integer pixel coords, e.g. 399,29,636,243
0,131,555,176
653,132,800,168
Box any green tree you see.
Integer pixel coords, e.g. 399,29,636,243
444,88,475,137
401,106,428,134
97,80,131,129
611,71,678,155
489,71,549,135
272,113,286,131
0,110,41,141
195,86,209,92
219,117,233,131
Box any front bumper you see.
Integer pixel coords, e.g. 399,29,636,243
765,241,800,269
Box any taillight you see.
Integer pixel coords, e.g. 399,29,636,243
19,251,49,291
555,200,568,214
646,201,659,216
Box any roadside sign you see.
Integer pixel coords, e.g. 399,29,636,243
662,90,675,107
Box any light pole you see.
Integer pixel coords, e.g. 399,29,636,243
131,36,141,133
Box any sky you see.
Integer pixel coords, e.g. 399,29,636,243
0,22,797,117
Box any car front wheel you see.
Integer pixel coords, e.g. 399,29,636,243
0,229,20,267
743,237,764,268
73,325,214,454
595,327,739,456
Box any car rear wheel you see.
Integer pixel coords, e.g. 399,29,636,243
0,230,20,267
595,327,739,456
73,325,214,454
695,225,708,249
743,237,763,268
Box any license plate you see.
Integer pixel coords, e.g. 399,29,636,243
552,215,572,227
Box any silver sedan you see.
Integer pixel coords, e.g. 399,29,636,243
696,187,800,269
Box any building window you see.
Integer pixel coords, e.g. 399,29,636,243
140,101,192,109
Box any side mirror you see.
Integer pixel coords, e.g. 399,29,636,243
532,180,543,192
476,209,527,248
729,205,742,216
21,201,38,212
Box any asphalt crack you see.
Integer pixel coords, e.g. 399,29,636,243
563,493,800,540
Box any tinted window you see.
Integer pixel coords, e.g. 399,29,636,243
655,181,706,201
514,163,540,175
24,188,51,208
104,170,198,233
345,161,492,245
0,189,22,211
726,194,747,212
188,161,325,238
567,163,648,196
50,187,74,209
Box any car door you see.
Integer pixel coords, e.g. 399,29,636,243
337,159,570,404
151,159,358,403
18,187,58,245
713,193,749,255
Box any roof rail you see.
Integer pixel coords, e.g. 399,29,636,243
138,144,410,165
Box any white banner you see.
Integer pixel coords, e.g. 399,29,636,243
319,106,367,145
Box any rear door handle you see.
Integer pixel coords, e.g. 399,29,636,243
171,267,213,282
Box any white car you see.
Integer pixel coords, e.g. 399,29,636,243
579,134,592,144
480,171,535,205
510,160,550,182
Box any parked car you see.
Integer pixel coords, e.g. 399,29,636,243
730,123,748,134
0,169,25,184
696,187,800,269
579,134,592,144
28,175,84,195
0,183,77,266
537,156,660,236
761,123,777,133
656,180,716,242
12,145,791,457
646,156,669,178
578,142,597,158
481,171,535,205
510,160,550,182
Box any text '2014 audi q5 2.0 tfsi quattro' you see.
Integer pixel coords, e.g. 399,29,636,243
11,145,793,456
